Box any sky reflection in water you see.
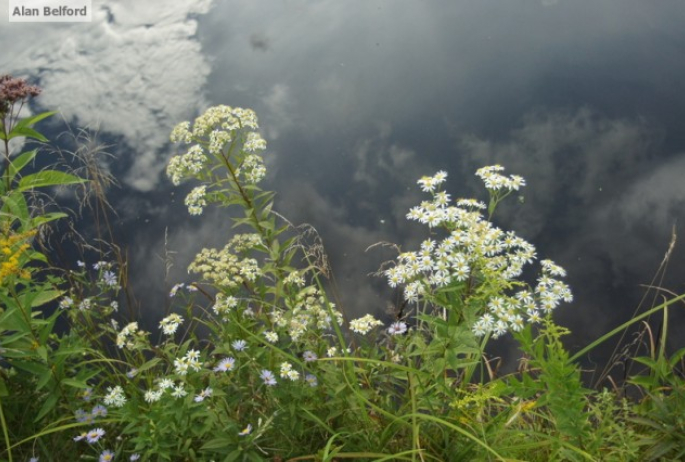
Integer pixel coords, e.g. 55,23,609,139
2,0,685,366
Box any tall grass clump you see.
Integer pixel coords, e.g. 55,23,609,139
2,77,685,461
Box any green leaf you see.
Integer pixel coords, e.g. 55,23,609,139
9,126,48,142
17,170,85,191
200,438,233,450
8,149,38,179
12,111,56,132
31,289,63,308
0,375,8,397
61,378,91,389
34,392,58,422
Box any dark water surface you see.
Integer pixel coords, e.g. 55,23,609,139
3,0,685,374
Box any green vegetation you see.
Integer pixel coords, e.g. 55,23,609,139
1,75,684,461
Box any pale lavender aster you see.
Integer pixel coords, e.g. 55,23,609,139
214,357,236,372
260,369,277,386
86,428,105,443
231,339,248,351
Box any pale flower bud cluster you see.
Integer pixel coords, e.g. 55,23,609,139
184,185,207,215
271,286,343,341
237,154,266,184
188,235,262,289
475,165,526,191
212,293,239,319
116,322,145,350
166,145,207,186
349,314,383,335
388,167,572,339
167,105,270,216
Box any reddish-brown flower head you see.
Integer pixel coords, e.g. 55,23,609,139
0,74,41,115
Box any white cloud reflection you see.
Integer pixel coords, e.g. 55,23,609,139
1,0,215,190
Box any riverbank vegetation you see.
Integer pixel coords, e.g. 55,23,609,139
2,75,684,461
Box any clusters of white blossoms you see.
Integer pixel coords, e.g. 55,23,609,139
116,322,146,350
167,105,268,215
279,362,300,381
174,349,203,376
475,165,526,191
159,313,183,335
184,185,207,216
270,285,344,341
387,167,572,339
188,234,263,290
349,314,384,335
103,386,126,408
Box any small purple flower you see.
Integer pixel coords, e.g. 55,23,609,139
74,409,92,423
102,270,118,287
86,428,105,444
387,321,408,336
213,357,236,372
259,369,277,386
303,351,318,362
100,450,115,462
130,455,141,461
91,404,108,418
305,374,318,387
231,339,248,351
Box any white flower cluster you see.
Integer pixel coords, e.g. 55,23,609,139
237,154,266,184
212,293,239,319
174,349,202,376
116,322,145,350
388,167,572,339
270,285,343,341
103,386,126,408
188,235,262,289
470,260,572,338
190,106,259,138
168,106,269,215
475,165,525,191
166,144,207,186
184,185,208,215
279,362,300,381
243,131,267,152
349,314,383,335
159,313,183,335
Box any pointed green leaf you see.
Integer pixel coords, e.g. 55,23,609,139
18,170,85,191
13,111,56,130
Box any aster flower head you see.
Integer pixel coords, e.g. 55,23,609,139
238,424,253,436
214,357,236,372
260,369,277,386
302,350,318,362
159,313,184,335
91,404,107,418
99,450,115,462
305,374,318,387
387,321,408,336
231,339,248,351
194,387,213,402
103,386,126,408
86,428,105,444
